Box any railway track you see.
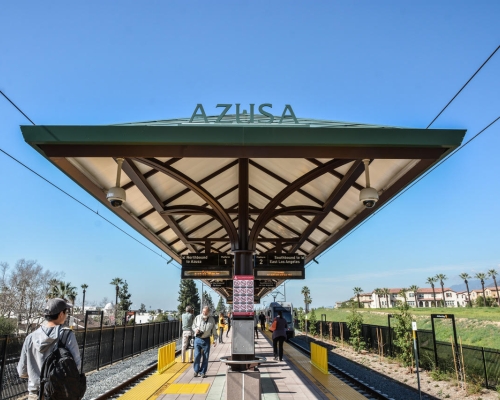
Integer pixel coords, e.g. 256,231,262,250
287,338,393,400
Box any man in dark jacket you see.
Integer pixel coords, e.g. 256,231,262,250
258,311,266,331
17,298,81,399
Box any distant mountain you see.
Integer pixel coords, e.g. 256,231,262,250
450,279,497,292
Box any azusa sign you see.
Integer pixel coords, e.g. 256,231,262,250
189,103,298,124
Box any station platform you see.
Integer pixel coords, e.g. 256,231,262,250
119,328,367,400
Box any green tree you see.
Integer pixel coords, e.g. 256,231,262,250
48,281,77,314
110,277,123,323
80,284,88,313
346,307,365,352
435,274,447,307
308,308,317,336
458,273,473,307
177,279,200,316
488,269,500,306
139,303,147,313
426,276,438,307
202,291,215,315
301,286,312,313
408,285,419,308
393,302,414,372
374,288,383,308
475,296,496,307
297,308,305,331
118,280,132,310
475,273,487,307
382,288,390,308
0,317,16,335
216,296,226,315
353,287,363,308
398,288,408,305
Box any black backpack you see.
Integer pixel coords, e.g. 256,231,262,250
39,328,87,400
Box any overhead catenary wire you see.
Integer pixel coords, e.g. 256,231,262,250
302,44,500,269
426,45,499,129
0,90,180,270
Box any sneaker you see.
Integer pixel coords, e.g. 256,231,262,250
200,373,206,378
273,356,278,361
194,372,199,377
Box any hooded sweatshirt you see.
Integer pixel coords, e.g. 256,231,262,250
17,323,81,392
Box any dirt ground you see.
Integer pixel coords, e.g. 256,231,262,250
312,335,499,400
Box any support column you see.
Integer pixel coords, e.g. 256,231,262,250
232,158,256,365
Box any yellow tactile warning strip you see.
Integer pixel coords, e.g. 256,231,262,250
163,383,210,394
117,358,191,400
263,331,367,400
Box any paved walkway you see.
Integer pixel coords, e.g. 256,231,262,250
121,327,367,399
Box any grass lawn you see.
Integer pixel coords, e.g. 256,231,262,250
311,307,500,350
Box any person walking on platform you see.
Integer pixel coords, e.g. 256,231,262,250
272,310,288,361
181,305,194,363
218,312,225,343
192,306,218,378
259,311,266,331
226,312,232,338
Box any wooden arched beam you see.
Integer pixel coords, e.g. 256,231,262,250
135,157,239,250
248,159,352,251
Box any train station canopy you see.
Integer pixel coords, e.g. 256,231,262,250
21,113,465,300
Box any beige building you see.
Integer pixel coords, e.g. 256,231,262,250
351,287,460,308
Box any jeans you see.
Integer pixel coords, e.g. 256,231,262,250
273,336,285,360
260,321,265,331
193,337,211,374
218,328,224,342
226,324,231,336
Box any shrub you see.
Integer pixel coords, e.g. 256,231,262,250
393,302,414,372
346,307,365,352
309,309,318,336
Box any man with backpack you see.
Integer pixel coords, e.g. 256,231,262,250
17,298,85,400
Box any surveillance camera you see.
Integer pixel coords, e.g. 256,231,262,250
106,187,126,207
359,187,379,208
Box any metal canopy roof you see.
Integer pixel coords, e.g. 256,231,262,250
21,115,465,301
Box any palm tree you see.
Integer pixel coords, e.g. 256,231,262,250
110,277,123,323
409,285,419,308
435,274,447,307
374,288,382,308
488,269,500,306
301,286,311,314
81,284,88,314
459,273,472,308
475,273,487,307
48,281,77,315
398,288,408,305
382,288,390,308
353,287,363,308
426,277,438,307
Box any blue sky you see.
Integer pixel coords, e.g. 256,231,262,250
1,2,499,310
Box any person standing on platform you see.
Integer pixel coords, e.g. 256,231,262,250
218,312,225,343
259,311,266,331
192,306,218,378
272,310,288,361
254,313,259,339
226,312,232,338
181,305,194,363
17,298,82,400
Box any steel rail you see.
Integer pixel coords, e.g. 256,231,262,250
287,338,392,400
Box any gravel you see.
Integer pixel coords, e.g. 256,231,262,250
83,339,181,400
291,335,436,400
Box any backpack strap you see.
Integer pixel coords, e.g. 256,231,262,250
58,326,71,348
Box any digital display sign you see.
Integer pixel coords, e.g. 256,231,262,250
254,268,305,280
181,254,233,280
254,253,305,268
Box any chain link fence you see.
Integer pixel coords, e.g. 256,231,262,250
0,320,180,399
296,319,499,389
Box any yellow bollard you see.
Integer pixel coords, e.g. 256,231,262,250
310,342,328,374
157,342,176,374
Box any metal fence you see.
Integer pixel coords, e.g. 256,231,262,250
298,319,500,389
0,320,180,400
